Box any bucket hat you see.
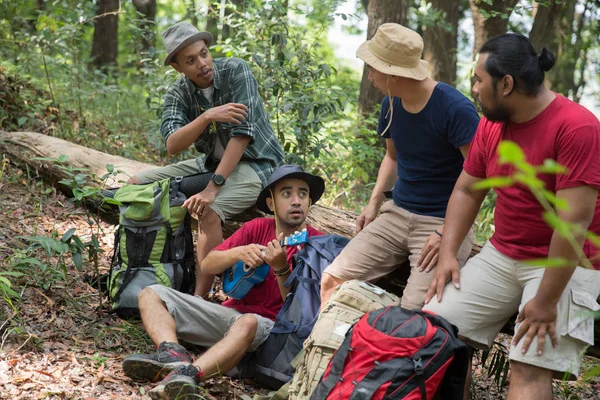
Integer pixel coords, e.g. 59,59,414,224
162,22,213,66
356,23,428,80
256,165,325,214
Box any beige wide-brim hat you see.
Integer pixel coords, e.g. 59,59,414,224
357,23,428,81
162,22,214,66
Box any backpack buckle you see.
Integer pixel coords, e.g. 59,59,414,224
413,357,424,375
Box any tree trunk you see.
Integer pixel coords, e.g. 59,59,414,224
529,0,579,97
529,1,564,52
132,0,157,55
90,0,119,70
469,0,520,57
422,0,460,85
187,0,199,28
2,130,599,357
206,0,245,42
357,0,408,117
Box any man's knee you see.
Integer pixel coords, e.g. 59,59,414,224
138,287,165,309
510,360,553,383
399,284,428,310
198,209,223,232
127,176,142,184
232,315,258,343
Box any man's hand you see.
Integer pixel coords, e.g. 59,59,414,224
356,202,379,233
417,228,443,272
203,103,248,125
424,256,460,304
182,185,219,219
513,297,558,355
262,232,287,271
236,244,267,268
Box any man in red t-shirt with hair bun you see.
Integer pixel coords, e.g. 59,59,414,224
423,33,600,400
122,165,323,399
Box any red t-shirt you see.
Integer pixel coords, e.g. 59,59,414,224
464,94,600,269
214,218,323,320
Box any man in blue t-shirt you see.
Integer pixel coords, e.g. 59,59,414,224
321,23,480,310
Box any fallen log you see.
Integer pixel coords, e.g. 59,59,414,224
0,131,357,237
1,130,598,357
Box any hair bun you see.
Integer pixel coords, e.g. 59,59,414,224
538,47,556,72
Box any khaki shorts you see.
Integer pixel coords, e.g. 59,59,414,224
324,201,474,310
135,160,262,222
149,285,274,352
423,241,600,379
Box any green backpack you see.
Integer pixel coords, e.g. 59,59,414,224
108,177,196,318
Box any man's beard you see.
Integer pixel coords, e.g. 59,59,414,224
479,101,511,123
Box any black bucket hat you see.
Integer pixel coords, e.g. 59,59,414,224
256,164,325,214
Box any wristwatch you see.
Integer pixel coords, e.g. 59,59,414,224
210,173,226,186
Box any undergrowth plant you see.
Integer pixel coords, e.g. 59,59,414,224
4,155,121,314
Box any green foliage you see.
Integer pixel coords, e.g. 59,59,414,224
215,0,352,165
475,140,596,268
474,191,496,246
0,271,25,310
480,341,511,390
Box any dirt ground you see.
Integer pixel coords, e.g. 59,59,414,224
0,160,598,400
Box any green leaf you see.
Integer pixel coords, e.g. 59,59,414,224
58,154,69,163
514,173,544,189
72,235,84,249
521,257,570,268
91,235,100,249
500,357,510,388
536,159,567,174
583,364,600,381
498,141,525,164
0,271,25,277
17,116,28,127
73,252,83,271
471,176,514,190
61,228,76,243
11,257,43,268
106,164,115,174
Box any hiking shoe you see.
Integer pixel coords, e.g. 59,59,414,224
148,364,203,400
122,341,194,382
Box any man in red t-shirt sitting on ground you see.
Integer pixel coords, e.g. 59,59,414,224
423,34,600,400
121,164,324,399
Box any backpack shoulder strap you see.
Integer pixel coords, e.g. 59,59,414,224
310,327,354,399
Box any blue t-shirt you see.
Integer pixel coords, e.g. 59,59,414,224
379,82,479,218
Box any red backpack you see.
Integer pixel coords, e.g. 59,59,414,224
310,306,469,400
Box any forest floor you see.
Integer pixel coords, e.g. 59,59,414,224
0,154,599,400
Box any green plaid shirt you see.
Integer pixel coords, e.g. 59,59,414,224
160,57,284,186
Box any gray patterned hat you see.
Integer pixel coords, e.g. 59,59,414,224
162,22,213,66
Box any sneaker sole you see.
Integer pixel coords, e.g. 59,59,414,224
122,359,190,383
148,380,198,400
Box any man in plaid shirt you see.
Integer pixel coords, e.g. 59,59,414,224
129,22,284,297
